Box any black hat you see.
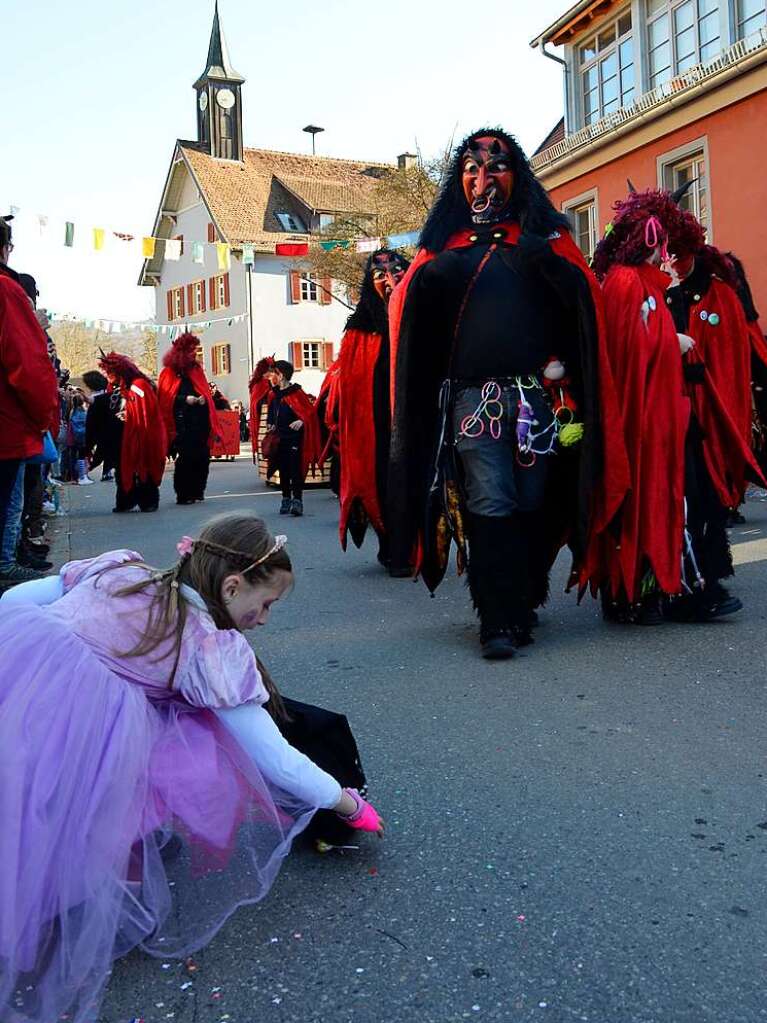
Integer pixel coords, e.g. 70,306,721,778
17,273,39,304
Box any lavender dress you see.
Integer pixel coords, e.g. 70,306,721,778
0,551,314,1023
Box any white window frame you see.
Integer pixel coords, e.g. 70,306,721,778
646,0,722,92
656,135,712,238
562,188,600,262
737,0,767,39
578,7,635,127
192,280,205,314
300,274,319,303
215,274,227,309
211,342,231,376
301,341,322,369
172,287,183,320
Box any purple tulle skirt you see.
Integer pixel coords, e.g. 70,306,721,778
0,606,314,1023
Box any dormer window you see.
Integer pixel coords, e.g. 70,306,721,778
319,213,338,234
276,211,307,233
579,10,635,126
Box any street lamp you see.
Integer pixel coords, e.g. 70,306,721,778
302,125,324,155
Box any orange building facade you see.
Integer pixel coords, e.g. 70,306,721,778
530,0,767,312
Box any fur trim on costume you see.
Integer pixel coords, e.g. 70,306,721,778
249,355,276,390
419,128,570,253
98,351,146,386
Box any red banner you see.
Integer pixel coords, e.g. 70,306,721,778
210,410,241,457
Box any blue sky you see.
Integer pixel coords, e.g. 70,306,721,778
1,0,569,321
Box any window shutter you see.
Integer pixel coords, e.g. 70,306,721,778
167,290,174,321
179,288,186,319
200,282,207,313
186,284,194,314
319,277,333,305
207,223,215,243
291,341,304,369
223,272,230,307
289,271,302,304
320,342,334,371
208,277,216,310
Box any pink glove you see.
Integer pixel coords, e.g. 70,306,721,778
338,789,382,833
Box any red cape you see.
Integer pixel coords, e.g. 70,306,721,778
387,223,630,558
157,364,222,450
271,387,321,479
317,357,341,465
118,377,167,487
685,279,765,507
336,329,386,547
580,264,689,600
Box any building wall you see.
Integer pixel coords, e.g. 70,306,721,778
155,198,349,401
545,86,767,315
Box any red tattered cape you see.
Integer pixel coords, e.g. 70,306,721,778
387,223,631,568
118,377,167,487
580,264,690,600
685,279,766,507
157,365,222,450
317,357,341,465
268,387,322,480
336,329,386,547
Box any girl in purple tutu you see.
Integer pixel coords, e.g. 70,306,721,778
0,514,382,1023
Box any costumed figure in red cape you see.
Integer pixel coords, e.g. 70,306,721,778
661,208,767,619
265,360,321,518
387,128,629,659
316,356,342,497
158,332,222,505
336,249,409,569
248,354,277,460
581,189,693,624
97,351,166,513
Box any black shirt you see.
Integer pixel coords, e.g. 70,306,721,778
174,375,210,447
267,384,302,440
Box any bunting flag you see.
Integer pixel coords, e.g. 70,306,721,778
142,237,156,259
165,238,181,261
356,237,381,253
386,230,419,248
93,228,105,251
320,240,351,251
192,240,204,264
243,243,255,266
216,241,231,270
37,215,48,236
275,242,309,257
64,222,75,247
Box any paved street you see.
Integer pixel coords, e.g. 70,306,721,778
51,453,767,1023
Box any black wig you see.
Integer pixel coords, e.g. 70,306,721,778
345,249,411,335
418,128,570,253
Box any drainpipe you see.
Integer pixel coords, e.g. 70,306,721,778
539,41,570,134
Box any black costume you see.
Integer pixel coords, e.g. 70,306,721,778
388,129,614,658
172,376,211,504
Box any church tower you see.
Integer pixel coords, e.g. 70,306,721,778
194,2,245,161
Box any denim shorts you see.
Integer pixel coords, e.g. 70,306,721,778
453,382,555,517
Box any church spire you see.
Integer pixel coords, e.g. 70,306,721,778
194,2,245,161
194,1,244,88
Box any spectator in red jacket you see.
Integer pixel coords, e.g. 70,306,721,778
0,219,59,587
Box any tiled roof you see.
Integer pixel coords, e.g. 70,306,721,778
533,118,566,157
179,142,391,247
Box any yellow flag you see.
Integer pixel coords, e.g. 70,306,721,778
142,237,156,259
216,242,230,271
93,228,105,251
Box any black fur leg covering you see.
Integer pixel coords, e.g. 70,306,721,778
466,514,541,633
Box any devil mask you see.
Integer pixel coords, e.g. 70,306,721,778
462,135,515,225
371,250,408,304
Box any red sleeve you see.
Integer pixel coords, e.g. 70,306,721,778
0,278,59,432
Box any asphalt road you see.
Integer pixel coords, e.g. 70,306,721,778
52,453,767,1023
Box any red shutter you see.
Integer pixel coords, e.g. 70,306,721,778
207,223,215,243
199,282,206,313
179,288,186,318
186,284,194,315
167,290,174,321
320,342,334,371
209,277,216,310
290,341,304,369
289,271,302,304
319,276,333,305
223,272,230,307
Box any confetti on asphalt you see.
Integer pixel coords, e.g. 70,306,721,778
472,1006,480,1012
293,932,302,939
161,963,171,970
270,937,279,943
211,987,222,993
272,997,282,1005
155,1004,165,1009
517,915,526,922
185,957,198,972
355,968,365,974
180,981,193,990
368,867,378,876
539,1002,548,1008
212,992,222,1001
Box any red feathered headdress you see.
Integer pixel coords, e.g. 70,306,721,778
592,189,705,280
162,331,202,373
249,355,276,390
98,350,145,386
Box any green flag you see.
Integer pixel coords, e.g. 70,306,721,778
64,222,75,247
